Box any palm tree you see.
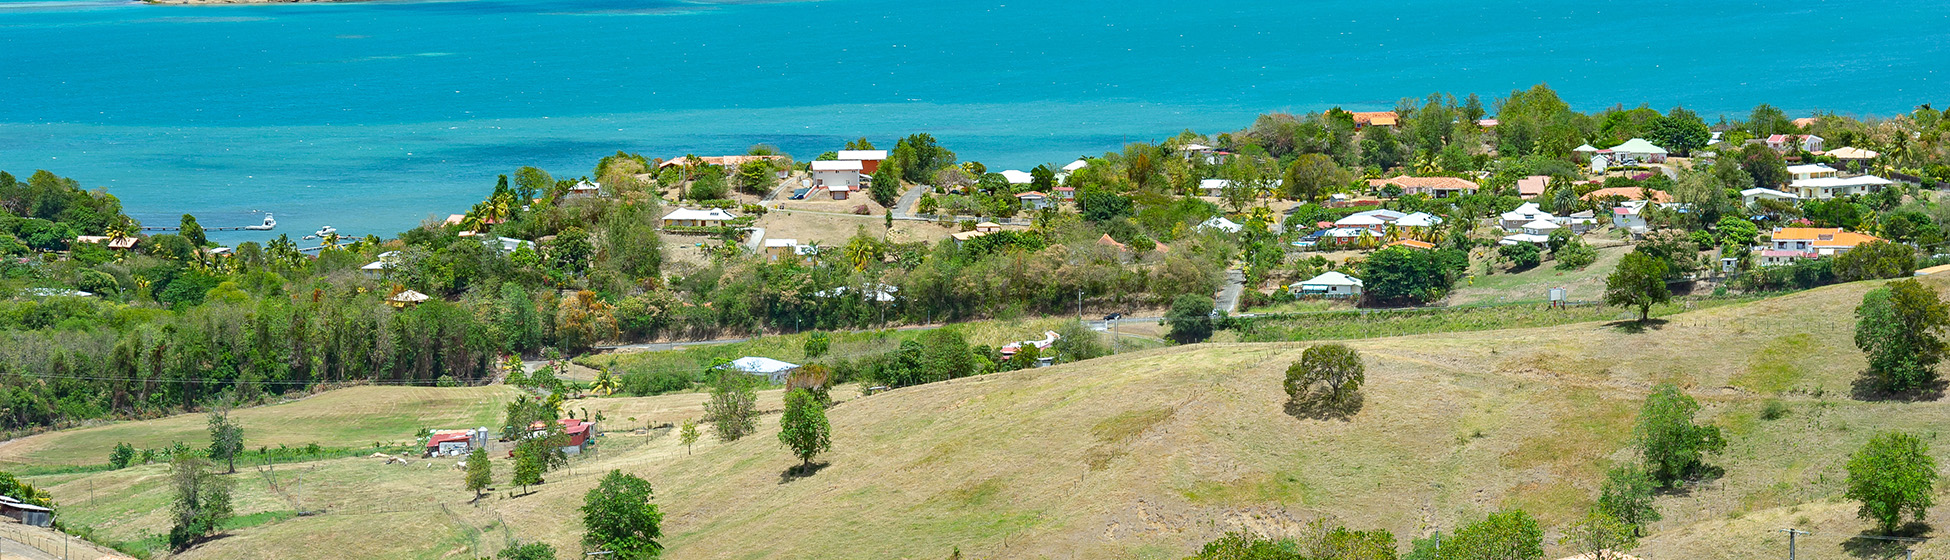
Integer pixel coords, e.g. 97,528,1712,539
590,368,619,396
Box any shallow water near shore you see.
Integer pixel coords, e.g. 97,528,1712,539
1,0,1944,242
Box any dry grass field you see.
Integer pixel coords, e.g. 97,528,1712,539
17,276,1950,560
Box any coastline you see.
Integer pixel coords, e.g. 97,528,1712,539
144,0,368,4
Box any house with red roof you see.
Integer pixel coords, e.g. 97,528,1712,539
1366,176,1479,199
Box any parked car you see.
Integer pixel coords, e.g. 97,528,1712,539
1102,312,1123,321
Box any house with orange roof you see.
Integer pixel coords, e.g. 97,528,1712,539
1385,239,1435,250
1366,175,1479,198
1345,111,1398,129
1762,227,1882,266
1581,187,1673,204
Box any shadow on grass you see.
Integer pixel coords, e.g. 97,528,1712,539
779,461,830,484
1605,318,1668,334
1841,521,1932,559
1284,392,1363,422
1850,374,1947,403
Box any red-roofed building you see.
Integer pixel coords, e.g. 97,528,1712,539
1346,111,1399,129
1366,176,1480,198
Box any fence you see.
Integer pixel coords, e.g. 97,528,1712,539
0,521,131,560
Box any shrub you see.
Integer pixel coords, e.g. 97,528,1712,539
1283,344,1365,417
109,442,136,469
1634,384,1725,486
1165,294,1216,344
1846,431,1937,534
1854,279,1949,393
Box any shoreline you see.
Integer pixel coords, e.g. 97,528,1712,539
144,0,370,4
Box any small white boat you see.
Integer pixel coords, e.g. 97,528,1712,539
315,225,337,237
244,213,276,231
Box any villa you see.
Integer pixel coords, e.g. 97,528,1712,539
810,160,864,190
1761,227,1882,265
1366,175,1479,198
1016,191,1052,210
661,207,738,228
1290,271,1363,298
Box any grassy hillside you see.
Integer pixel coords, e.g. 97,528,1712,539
17,277,1950,560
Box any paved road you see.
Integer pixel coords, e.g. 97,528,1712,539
1215,269,1247,314
892,185,927,218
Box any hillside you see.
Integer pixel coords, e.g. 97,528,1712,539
16,276,1950,559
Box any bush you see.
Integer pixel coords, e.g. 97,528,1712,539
1497,242,1541,270
1855,279,1949,393
109,442,136,469
1554,238,1597,270
1846,431,1938,534
1635,384,1725,486
1165,294,1216,344
1835,240,1916,281
1283,344,1365,418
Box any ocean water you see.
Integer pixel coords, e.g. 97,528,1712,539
0,0,1945,242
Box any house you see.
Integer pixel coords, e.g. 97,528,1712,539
1198,216,1243,233
1516,175,1551,198
483,236,533,254
809,160,863,189
1290,271,1363,298
1766,134,1824,153
563,180,602,200
1573,144,1601,160
1335,209,1404,229
658,154,789,169
1366,175,1479,198
387,289,430,308
1000,169,1035,185
423,428,488,457
950,230,990,243
1792,117,1820,128
1292,227,1371,248
813,283,898,302
0,497,52,527
1612,200,1651,232
1199,179,1231,197
836,150,888,174
1054,186,1076,200
827,184,852,200
999,330,1061,360
763,238,801,260
1606,138,1669,163
1740,187,1800,206
557,419,598,455
1766,227,1882,262
1581,187,1673,204
1500,232,1551,246
1788,164,1839,182
1500,202,1555,231
361,250,401,279
660,207,738,228
1058,159,1089,183
1476,118,1498,127
1787,175,1892,199
1016,191,1052,210
975,221,1002,233
1347,111,1399,129
1825,146,1880,161
1518,219,1562,236
724,356,800,383
1562,210,1599,233
1396,212,1443,228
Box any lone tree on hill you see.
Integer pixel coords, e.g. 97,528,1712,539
1634,384,1725,486
1165,294,1216,344
704,365,760,442
206,408,243,474
1846,431,1938,534
777,388,832,471
1284,344,1366,417
1854,278,1949,393
581,470,664,558
168,454,234,551
1604,251,1671,323
1567,510,1637,560
679,419,700,455
1595,465,1661,534
464,447,492,502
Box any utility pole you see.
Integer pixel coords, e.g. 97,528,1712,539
1076,290,1083,321
1779,528,1809,560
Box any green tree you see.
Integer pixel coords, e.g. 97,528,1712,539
704,367,760,441
777,389,832,469
179,214,207,247
803,331,831,358
207,408,243,474
499,284,543,354
1845,431,1938,534
1854,279,1950,393
679,419,699,455
1635,384,1725,486
498,541,557,560
1595,464,1661,533
513,166,554,202
110,442,137,469
1362,246,1468,304
511,437,553,494
1715,215,1759,247
1052,320,1111,362
1738,143,1790,188
1604,252,1671,322
581,470,664,558
870,165,901,207
167,454,234,551
1283,153,1352,203
1165,294,1216,344
1554,237,1598,270
734,159,775,195
687,166,728,200
465,446,492,501
1835,240,1917,281
1436,509,1543,560
1566,510,1637,560
550,226,595,274
1283,344,1364,414
1497,242,1541,270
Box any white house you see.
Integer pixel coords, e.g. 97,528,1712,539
724,357,801,384
1499,232,1551,246
810,160,863,189
1740,187,1800,206
1198,216,1243,233
1199,179,1231,197
836,150,888,173
1059,159,1089,182
762,238,800,260
1290,271,1363,298
564,180,602,200
1000,169,1035,185
661,207,738,228
1395,212,1443,228
361,250,401,279
1787,164,1839,182
1016,191,1052,210
1519,219,1562,236
1787,175,1893,199
1611,200,1651,232
1606,138,1669,163
1499,202,1555,231
1767,134,1824,153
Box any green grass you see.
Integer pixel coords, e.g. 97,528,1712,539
1234,296,1765,343
1447,243,1634,306
1733,333,1817,394
585,317,1095,383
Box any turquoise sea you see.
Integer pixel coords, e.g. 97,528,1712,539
1,0,1945,242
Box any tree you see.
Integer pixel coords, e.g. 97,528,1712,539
511,437,552,494
1554,237,1598,270
679,419,699,455
804,331,831,358
1360,125,1405,171
1648,106,1711,156
704,368,759,442
1604,252,1671,322
110,442,137,469
1077,189,1133,222
777,389,832,469
581,470,664,558
168,454,234,551
207,408,243,474
734,159,774,195
1283,154,1351,203
869,165,900,207
686,166,728,200
1497,242,1541,270
1835,240,1917,281
1436,509,1543,560
1283,344,1364,414
591,367,619,396
1051,320,1111,362
550,226,595,274
1566,510,1637,560
1854,279,1950,393
1715,215,1759,248
498,284,543,354
498,541,557,560
464,446,492,501
179,214,207,247
1846,431,1938,534
1165,294,1216,344
1738,143,1790,188
513,166,553,202
1362,246,1468,304
1634,384,1725,486
1595,464,1661,533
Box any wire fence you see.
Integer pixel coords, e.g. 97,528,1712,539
0,522,131,560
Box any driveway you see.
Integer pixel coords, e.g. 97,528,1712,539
1215,269,1247,314
892,185,928,219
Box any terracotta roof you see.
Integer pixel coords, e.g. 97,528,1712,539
1385,239,1435,250
1516,175,1550,197
1347,111,1398,127
1366,175,1479,191
1771,227,1882,247
1581,187,1672,203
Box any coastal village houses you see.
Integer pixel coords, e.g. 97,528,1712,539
1785,163,1892,199
661,207,738,228
1366,175,1479,198
1760,227,1883,266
